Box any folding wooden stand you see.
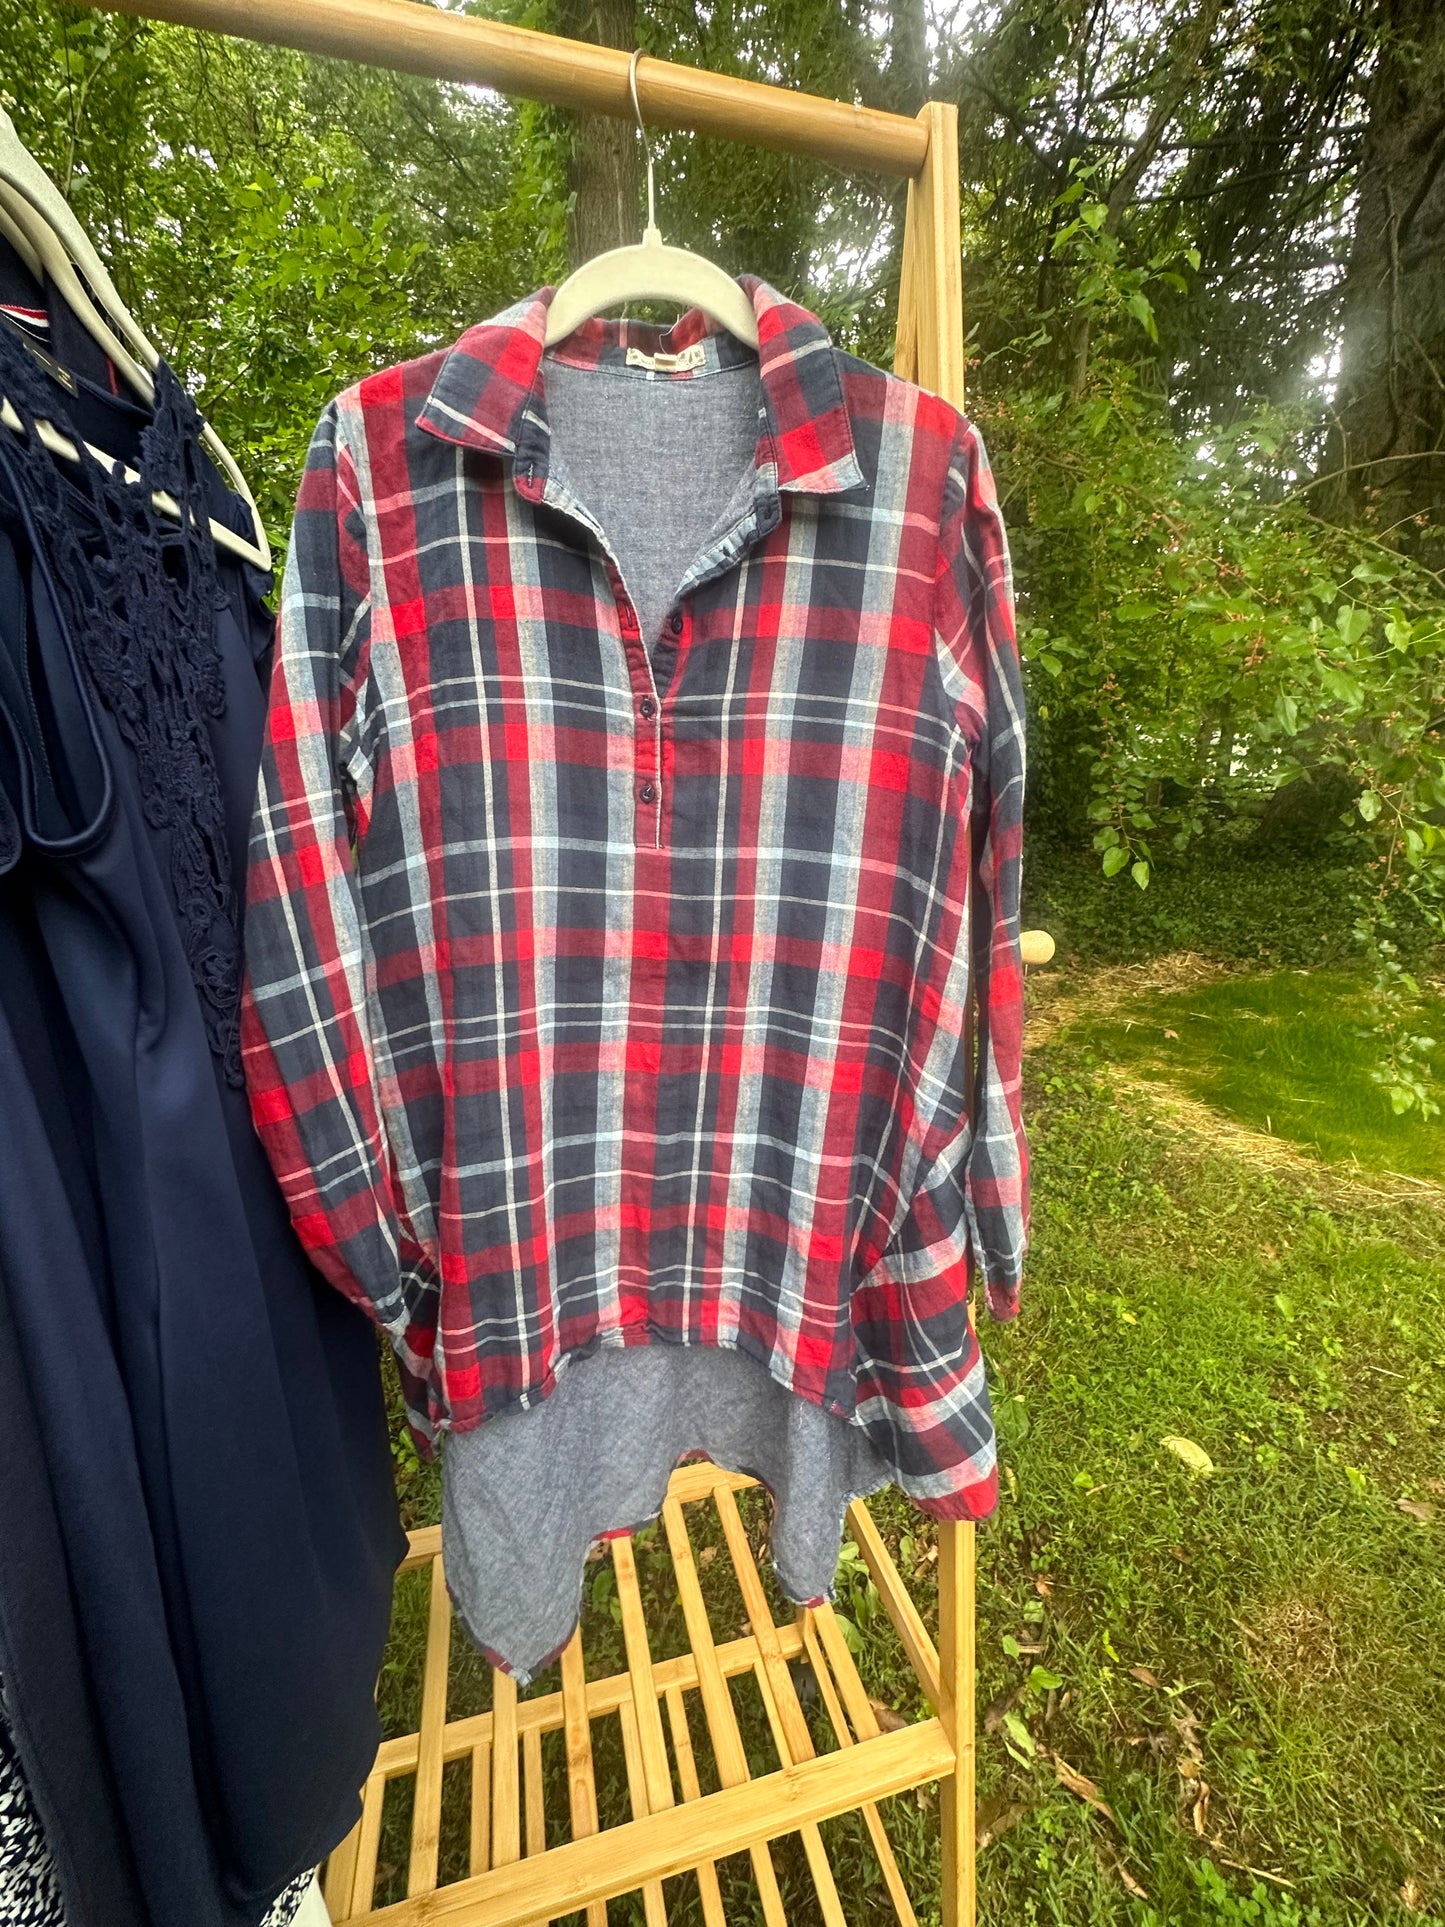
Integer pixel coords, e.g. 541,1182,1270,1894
322,1460,968,1927
66,5,1016,1917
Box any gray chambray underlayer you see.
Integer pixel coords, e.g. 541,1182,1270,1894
542,350,761,658
438,344,891,1683
442,1344,892,1683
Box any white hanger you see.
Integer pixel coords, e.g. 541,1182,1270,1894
0,110,272,570
544,52,759,353
0,199,42,282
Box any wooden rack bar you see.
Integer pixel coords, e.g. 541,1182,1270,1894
78,0,932,177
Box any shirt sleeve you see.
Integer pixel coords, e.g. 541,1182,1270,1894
932,416,1030,1322
239,399,440,1435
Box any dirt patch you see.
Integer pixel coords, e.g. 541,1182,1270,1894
1243,1591,1344,1688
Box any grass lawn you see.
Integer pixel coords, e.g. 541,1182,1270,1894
371,964,1445,1926
1070,965,1445,1181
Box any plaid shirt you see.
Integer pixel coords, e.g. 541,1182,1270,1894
241,277,1028,1520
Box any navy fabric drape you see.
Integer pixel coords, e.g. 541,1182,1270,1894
0,1260,148,1927
0,278,405,1926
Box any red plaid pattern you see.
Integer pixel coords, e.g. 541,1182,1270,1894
241,277,1028,1520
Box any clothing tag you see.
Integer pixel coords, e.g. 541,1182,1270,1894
625,342,707,373
0,312,77,394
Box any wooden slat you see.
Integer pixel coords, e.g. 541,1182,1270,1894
323,1813,362,1922
662,1492,789,1927
713,1483,845,1927
750,1658,847,1927
349,1773,387,1920
399,1525,443,1573
558,1634,607,1927
468,1742,490,1878
611,1535,675,1815
523,1726,546,1858
714,1485,815,1763
811,1602,885,1743
491,1670,521,1869
354,1720,954,1927
521,1727,551,1927
368,1624,807,1780
845,1501,942,1711
801,1614,919,1927
618,1698,670,1927
406,1556,452,1897
667,1460,757,1505
665,1687,727,1927
937,1521,976,1927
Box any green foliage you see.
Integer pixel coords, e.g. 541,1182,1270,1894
0,1,549,525
978,175,1444,1108
1142,1860,1325,1927
1026,840,1439,973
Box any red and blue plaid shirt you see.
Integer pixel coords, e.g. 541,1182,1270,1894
240,277,1028,1520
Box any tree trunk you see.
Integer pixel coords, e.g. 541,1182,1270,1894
1324,0,1445,560
556,0,642,268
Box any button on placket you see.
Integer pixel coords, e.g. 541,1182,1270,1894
605,563,665,848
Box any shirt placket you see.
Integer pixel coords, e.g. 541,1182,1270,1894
522,393,775,858
602,556,672,852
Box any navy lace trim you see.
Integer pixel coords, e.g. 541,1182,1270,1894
0,326,245,1084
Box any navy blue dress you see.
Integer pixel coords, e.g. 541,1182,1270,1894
0,303,405,1926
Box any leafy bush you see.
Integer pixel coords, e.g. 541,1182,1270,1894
976,176,1444,1106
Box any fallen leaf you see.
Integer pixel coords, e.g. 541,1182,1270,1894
1053,1756,1115,1823
1171,1704,1203,1755
1116,1862,1150,1900
1400,1877,1424,1912
1129,1665,1161,1687
1397,1499,1436,1523
984,1688,1021,1734
975,1793,1027,1852
1193,1781,1211,1835
1176,1755,1202,1782
868,1698,909,1734
1163,1028,1179,1040
1003,1711,1036,1759
1162,1435,1215,1476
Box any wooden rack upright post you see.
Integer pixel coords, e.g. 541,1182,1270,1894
69,4,986,1920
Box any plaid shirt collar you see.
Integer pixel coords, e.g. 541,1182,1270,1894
415,275,866,502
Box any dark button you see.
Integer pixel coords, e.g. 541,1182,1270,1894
668,611,684,635
639,781,658,804
639,696,657,719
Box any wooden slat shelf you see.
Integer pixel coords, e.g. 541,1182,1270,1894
325,1464,963,1925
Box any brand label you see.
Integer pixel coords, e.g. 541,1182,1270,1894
625,342,707,373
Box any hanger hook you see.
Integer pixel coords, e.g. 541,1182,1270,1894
627,49,658,237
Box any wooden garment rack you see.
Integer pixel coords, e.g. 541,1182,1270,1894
72,2,986,1921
